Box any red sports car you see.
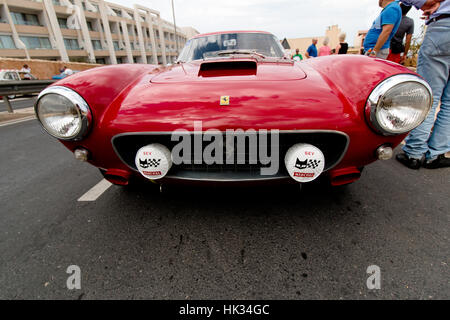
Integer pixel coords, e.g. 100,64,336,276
35,31,432,187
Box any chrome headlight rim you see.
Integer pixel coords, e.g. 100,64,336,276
35,86,92,141
366,74,433,136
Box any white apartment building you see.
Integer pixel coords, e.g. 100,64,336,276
0,0,198,65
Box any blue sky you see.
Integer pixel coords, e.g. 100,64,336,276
109,0,426,46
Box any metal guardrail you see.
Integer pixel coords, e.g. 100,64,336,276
0,80,55,113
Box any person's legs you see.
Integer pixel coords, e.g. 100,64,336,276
426,78,450,160
402,19,450,160
387,51,401,63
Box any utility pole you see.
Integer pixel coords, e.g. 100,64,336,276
171,0,179,55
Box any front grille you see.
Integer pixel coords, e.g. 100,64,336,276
112,131,349,181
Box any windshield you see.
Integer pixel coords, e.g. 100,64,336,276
177,32,285,62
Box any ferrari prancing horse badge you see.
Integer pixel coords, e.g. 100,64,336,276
220,96,230,106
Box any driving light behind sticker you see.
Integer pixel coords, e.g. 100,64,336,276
135,144,172,180
285,144,325,183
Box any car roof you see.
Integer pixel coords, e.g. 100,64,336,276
192,30,273,39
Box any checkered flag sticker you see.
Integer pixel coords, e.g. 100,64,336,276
148,159,161,167
139,158,162,169
307,159,321,169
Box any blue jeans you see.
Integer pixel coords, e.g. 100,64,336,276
403,18,450,160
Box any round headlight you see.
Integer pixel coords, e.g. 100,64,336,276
366,74,432,135
35,86,92,140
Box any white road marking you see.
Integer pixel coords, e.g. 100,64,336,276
0,116,36,127
78,179,113,202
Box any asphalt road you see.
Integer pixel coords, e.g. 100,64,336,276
0,96,36,113
0,119,449,300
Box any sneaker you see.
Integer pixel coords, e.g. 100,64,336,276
423,154,450,169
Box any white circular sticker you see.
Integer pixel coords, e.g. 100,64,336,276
135,144,172,180
284,144,325,183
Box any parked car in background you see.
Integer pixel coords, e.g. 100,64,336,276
0,69,38,99
52,67,79,80
0,69,38,81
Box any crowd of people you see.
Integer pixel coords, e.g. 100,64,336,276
292,33,349,61
292,4,414,62
291,0,449,169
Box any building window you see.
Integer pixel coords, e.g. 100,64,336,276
10,12,40,26
19,36,51,49
109,23,117,33
53,0,61,5
64,38,80,50
116,57,123,64
91,39,102,50
91,4,99,12
58,18,68,29
112,9,121,17
96,58,106,64
0,35,16,49
113,41,120,51
86,21,94,31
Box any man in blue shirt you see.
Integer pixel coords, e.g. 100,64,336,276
396,0,450,169
364,0,402,59
305,38,318,58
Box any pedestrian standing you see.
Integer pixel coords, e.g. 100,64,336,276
396,0,450,169
335,33,349,54
20,64,32,80
319,38,332,56
364,0,402,59
292,48,303,61
387,3,415,64
305,38,318,58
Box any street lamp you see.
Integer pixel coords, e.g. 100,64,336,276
171,0,179,55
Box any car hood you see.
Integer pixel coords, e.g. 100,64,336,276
150,58,307,83
100,61,356,134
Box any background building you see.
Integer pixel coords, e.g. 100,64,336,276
0,0,199,65
180,26,200,41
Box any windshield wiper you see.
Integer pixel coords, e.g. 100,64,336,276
216,50,266,59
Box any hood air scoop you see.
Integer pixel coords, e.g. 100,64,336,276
198,61,257,77
150,59,307,83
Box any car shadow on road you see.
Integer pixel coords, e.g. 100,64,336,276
114,179,367,223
